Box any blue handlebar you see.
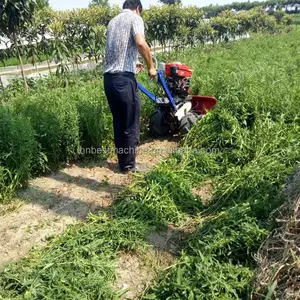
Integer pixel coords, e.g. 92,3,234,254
137,70,177,111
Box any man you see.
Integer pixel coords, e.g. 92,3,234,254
104,0,156,174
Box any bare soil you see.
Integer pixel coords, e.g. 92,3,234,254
0,138,178,272
192,180,213,204
116,250,174,299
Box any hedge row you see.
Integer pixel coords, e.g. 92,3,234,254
201,0,300,18
0,5,292,80
0,72,157,202
0,78,113,201
32,5,293,61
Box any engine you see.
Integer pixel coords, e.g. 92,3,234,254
165,63,193,100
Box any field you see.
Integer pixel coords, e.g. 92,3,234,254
0,26,299,299
0,55,48,68
292,14,300,25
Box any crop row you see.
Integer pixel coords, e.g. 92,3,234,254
0,72,156,202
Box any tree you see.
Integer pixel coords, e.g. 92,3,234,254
158,0,181,5
36,0,49,10
88,0,109,8
0,0,37,91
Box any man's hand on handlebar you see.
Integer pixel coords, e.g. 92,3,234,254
136,53,157,79
136,62,156,79
148,67,157,79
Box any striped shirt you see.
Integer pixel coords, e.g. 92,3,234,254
104,9,145,74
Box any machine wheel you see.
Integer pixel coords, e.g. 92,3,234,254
179,112,201,136
149,109,170,137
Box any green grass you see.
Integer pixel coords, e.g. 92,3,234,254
1,29,300,299
292,14,300,25
0,55,48,68
0,57,19,68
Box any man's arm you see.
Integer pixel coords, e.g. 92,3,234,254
135,33,156,78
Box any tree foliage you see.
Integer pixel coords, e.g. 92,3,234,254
0,0,37,37
158,0,182,5
36,0,49,10
143,5,288,48
0,3,293,90
0,0,37,91
89,0,109,8
202,0,300,18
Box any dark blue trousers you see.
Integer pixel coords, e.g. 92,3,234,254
104,72,141,171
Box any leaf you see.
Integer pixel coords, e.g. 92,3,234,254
143,294,157,300
265,280,278,300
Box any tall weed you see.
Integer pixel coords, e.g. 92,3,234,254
0,107,38,196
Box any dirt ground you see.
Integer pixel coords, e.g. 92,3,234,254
0,138,179,297
116,249,174,299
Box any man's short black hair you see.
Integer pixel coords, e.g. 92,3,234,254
123,0,143,13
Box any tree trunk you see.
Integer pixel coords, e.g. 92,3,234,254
17,51,28,92
13,35,28,92
35,63,41,78
0,76,6,100
46,55,52,76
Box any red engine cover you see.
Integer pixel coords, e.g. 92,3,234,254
165,63,193,78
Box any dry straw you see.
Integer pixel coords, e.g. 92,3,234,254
253,169,300,300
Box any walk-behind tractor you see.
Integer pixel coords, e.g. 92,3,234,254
138,57,217,137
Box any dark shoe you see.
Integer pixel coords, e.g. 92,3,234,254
120,164,149,174
131,165,149,173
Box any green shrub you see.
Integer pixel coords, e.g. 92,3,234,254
0,167,19,202
0,106,37,189
70,81,113,151
12,90,80,170
292,14,300,25
137,72,157,137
